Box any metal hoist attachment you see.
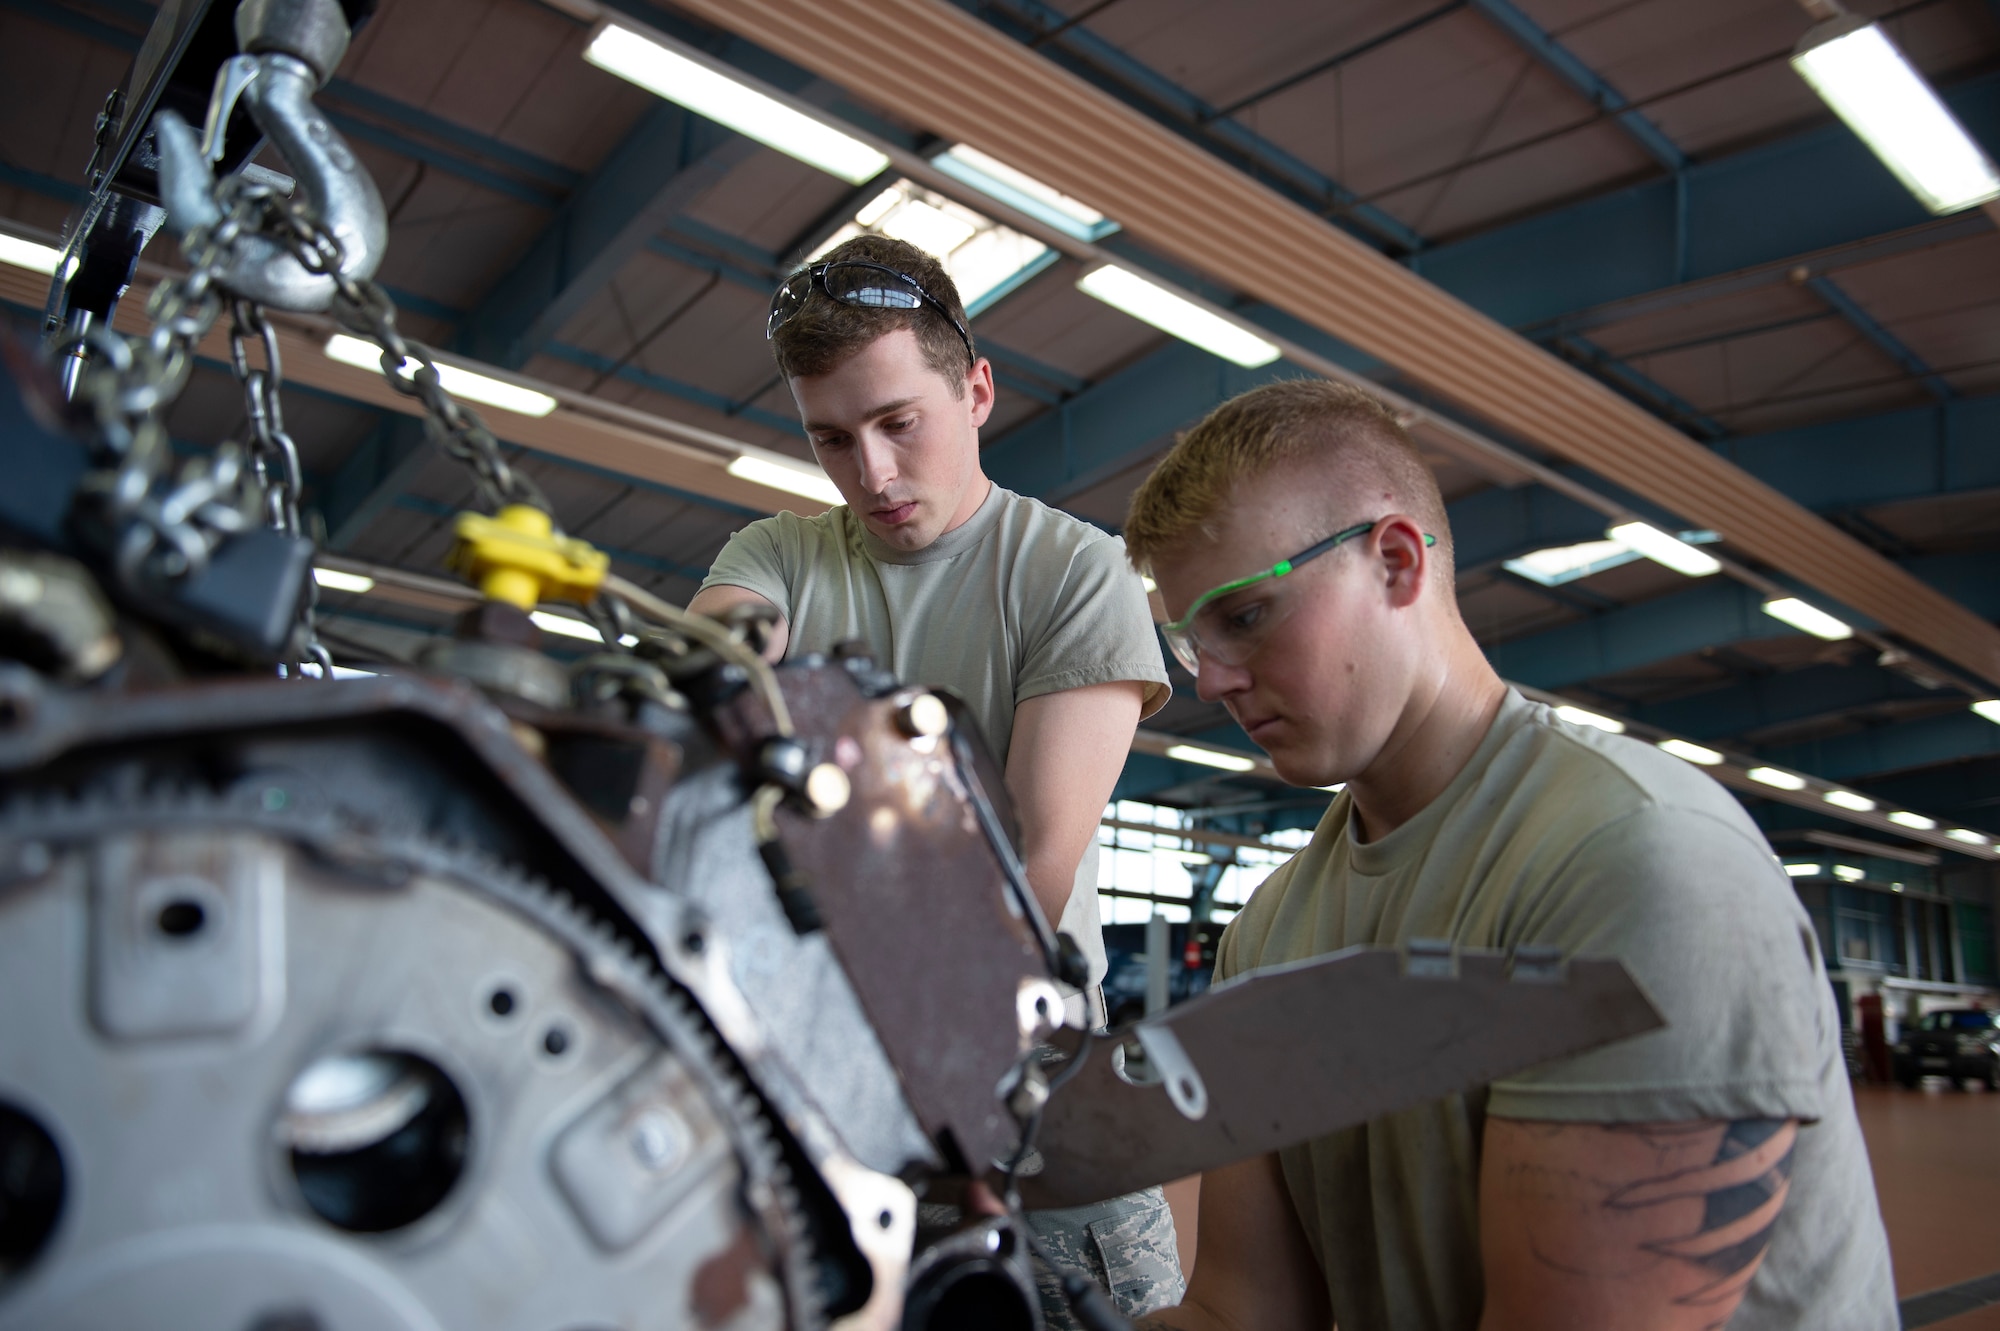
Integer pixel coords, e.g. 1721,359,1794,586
447,505,611,611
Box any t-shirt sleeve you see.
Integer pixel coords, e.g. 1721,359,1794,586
1016,534,1172,718
1486,803,1831,1126
698,516,794,620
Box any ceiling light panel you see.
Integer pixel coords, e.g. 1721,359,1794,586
324,335,557,417
312,567,375,594
1887,812,1936,830
1973,700,2000,726
1823,790,1876,812
1747,766,1809,791
1164,744,1258,772
1076,265,1282,368
1657,738,1724,766
1762,597,1853,641
0,233,64,275
726,454,843,505
1792,19,2000,215
812,180,1056,315
584,24,888,184
1784,863,1821,877
1555,705,1626,734
1606,522,1723,578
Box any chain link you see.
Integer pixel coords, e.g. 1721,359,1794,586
276,211,554,519
60,165,572,678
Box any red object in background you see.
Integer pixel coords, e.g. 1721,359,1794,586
1857,993,1890,1084
1184,936,1204,969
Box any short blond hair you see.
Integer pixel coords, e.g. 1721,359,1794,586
1123,379,1453,584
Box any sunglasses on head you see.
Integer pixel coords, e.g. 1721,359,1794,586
766,260,975,371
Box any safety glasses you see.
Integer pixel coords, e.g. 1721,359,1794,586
766,260,975,370
1159,519,1437,674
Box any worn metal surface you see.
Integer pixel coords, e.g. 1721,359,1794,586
0,665,922,1330
1023,945,1664,1209
0,812,781,1331
723,662,1057,1176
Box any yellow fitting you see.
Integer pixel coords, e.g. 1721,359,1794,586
446,505,608,610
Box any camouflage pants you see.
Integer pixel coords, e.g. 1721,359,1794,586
1027,1186,1184,1329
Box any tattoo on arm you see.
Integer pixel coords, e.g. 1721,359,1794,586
1605,1118,1797,1312
1484,1116,1800,1330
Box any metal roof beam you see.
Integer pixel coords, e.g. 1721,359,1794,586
457,104,757,370
316,415,432,550
957,0,1428,254
1414,69,2000,331
1761,710,2000,785
1486,553,2000,692
1803,274,1957,402
1624,663,1958,745
1466,0,1686,173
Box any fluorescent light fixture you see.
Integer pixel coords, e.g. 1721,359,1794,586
1762,597,1852,641
811,179,1055,314
584,25,888,185
1165,849,1213,865
1165,743,1258,773
929,143,1118,241
0,233,64,275
1606,522,1723,578
1747,766,1808,791
1947,828,1991,846
1555,705,1626,734
1888,811,1937,830
1657,738,1724,766
726,454,843,505
530,611,603,643
1973,700,2000,725
1824,789,1876,812
324,334,557,417
1503,537,1638,587
1077,265,1281,368
1792,18,2000,215
1833,864,1865,882
1784,862,1821,878
312,567,375,594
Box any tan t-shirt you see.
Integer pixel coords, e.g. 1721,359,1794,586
700,482,1170,995
1216,690,1896,1331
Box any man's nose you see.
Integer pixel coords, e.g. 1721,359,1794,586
856,434,898,494
1194,654,1250,703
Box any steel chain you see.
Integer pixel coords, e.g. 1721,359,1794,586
275,210,554,519
57,173,334,674
59,170,569,677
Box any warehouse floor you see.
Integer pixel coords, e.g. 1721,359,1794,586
1159,1084,2000,1325
1859,1084,2000,1329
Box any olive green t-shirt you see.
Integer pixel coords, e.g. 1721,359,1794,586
1215,690,1896,1330
700,482,1170,995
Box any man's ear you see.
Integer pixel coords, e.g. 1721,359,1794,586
1375,514,1431,609
966,357,996,429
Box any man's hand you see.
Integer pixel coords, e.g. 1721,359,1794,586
687,585,789,663
1479,1115,1798,1331
1138,1154,1328,1331
1004,681,1144,931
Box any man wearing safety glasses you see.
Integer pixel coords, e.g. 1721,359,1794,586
690,235,1183,1325
1128,380,1892,1331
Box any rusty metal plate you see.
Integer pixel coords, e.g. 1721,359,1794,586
753,662,1052,1174
1022,945,1663,1209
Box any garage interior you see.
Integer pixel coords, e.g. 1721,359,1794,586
4,0,2000,1323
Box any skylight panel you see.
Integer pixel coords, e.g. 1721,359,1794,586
809,179,1054,315
929,143,1119,241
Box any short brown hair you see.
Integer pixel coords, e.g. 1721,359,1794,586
770,234,975,392
1124,379,1453,584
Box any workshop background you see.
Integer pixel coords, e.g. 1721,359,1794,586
6,0,2000,1318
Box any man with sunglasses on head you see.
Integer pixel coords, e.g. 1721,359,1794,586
1125,380,1893,1331
689,234,1183,1326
